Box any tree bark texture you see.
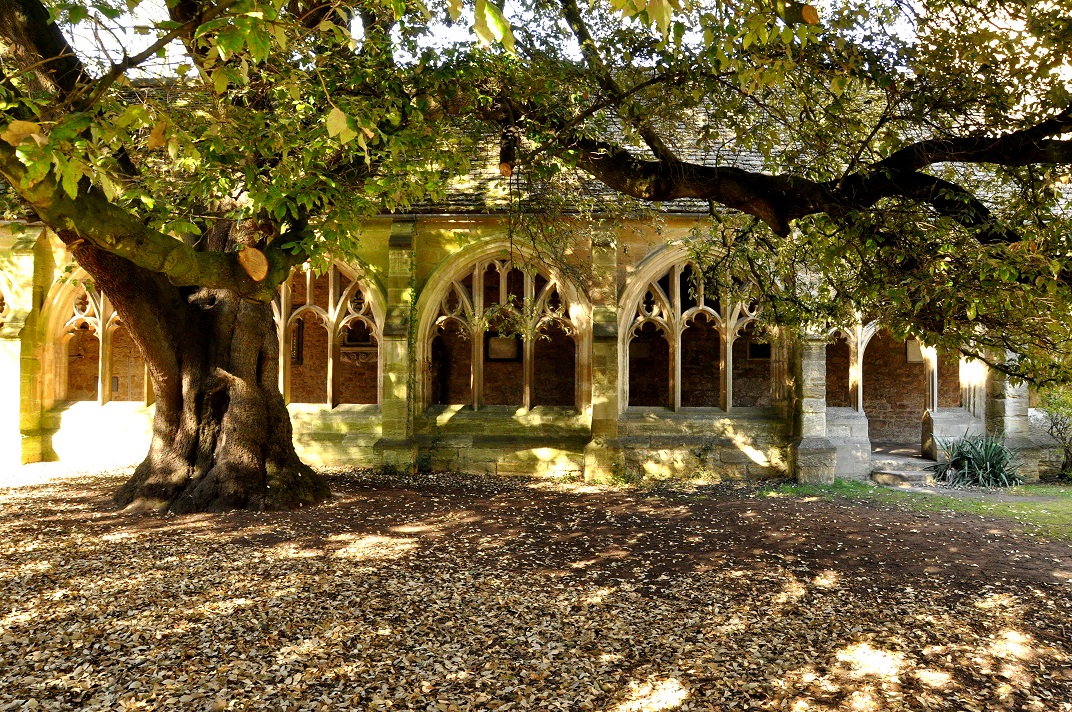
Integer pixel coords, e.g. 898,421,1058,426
65,228,330,513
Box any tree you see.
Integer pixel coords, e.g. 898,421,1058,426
481,0,1072,380
0,0,487,511
2,0,1071,512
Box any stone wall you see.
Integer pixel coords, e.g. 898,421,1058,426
863,331,926,442
109,327,145,402
825,337,853,408
680,316,720,407
66,329,98,401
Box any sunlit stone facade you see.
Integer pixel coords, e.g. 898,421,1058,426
0,220,1054,481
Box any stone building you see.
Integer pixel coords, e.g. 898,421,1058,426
0,217,1056,481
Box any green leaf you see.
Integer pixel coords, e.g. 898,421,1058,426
246,27,271,63
326,107,357,144
60,160,82,199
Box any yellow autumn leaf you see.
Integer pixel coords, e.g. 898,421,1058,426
1,120,42,146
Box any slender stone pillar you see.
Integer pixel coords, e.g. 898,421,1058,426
0,225,47,466
584,232,623,481
789,332,837,483
986,363,1040,482
377,219,417,470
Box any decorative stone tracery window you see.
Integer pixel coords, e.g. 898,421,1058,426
274,263,383,406
622,261,771,411
426,258,582,410
59,285,147,403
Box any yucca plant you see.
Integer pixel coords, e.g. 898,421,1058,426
928,434,1023,487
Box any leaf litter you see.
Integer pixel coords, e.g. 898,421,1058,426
1,467,1071,711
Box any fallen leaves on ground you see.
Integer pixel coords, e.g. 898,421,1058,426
1,468,1071,711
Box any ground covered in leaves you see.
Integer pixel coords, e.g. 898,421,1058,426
2,469,1072,711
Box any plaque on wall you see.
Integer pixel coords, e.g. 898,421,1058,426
906,339,924,363
485,334,521,361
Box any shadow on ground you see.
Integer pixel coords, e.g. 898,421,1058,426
1,468,1071,711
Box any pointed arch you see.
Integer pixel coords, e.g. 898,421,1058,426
414,240,592,411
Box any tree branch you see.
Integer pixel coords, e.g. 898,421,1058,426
0,139,284,301
557,0,677,164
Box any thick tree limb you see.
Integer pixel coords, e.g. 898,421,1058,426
0,139,294,300
0,0,89,94
567,106,1072,240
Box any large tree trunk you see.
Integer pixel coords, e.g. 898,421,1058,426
65,228,330,513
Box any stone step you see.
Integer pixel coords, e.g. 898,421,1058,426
870,456,933,473
870,469,935,487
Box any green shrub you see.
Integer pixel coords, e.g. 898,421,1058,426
927,434,1022,487
1038,387,1072,481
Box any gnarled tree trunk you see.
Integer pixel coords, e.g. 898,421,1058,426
65,226,330,513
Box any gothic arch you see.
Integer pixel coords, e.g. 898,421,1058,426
414,240,591,411
619,245,766,412
274,261,386,406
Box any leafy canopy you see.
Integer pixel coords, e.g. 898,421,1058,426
1,0,1071,379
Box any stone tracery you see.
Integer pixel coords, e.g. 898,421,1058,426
622,261,765,411
273,262,384,406
427,257,581,410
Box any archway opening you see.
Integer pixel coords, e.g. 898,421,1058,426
289,316,328,404
938,348,962,408
337,320,378,404
533,321,575,407
680,313,721,407
732,322,771,407
862,330,926,443
109,326,146,401
430,320,472,406
66,326,99,401
628,322,670,408
825,334,853,408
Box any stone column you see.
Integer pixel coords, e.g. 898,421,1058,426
789,331,837,483
986,364,1040,482
584,232,624,481
0,225,48,467
377,219,417,470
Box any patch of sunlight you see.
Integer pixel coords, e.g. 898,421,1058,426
204,597,254,616
999,662,1030,685
269,544,319,559
714,616,744,634
913,669,951,688
101,531,134,541
569,558,602,569
989,630,1035,661
729,437,770,466
975,593,1017,611
642,461,675,478
0,609,37,633
836,643,904,679
391,523,441,534
792,701,810,712
330,534,418,561
774,576,806,605
847,689,877,710
581,587,614,605
812,570,839,589
614,677,688,712
600,653,625,663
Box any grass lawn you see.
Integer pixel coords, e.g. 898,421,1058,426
767,479,1072,540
